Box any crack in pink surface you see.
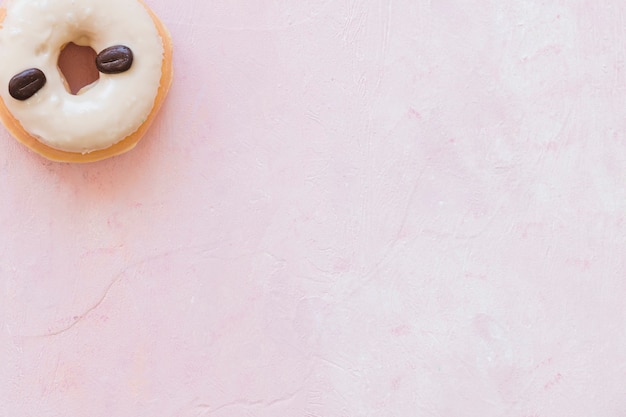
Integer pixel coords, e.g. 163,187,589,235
35,273,123,338
28,244,221,338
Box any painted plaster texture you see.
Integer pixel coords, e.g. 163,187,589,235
2,0,626,416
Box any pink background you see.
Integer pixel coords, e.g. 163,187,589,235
2,0,626,415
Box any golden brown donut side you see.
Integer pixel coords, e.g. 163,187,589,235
0,0,173,163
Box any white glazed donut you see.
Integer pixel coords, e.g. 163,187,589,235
0,0,173,162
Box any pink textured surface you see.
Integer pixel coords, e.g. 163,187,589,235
2,0,626,415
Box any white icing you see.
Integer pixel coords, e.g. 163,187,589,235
0,0,164,153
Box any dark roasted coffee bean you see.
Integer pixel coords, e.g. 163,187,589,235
9,68,46,101
96,45,133,74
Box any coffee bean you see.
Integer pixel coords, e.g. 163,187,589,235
8,68,46,101
96,45,133,74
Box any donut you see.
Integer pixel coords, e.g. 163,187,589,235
0,0,173,163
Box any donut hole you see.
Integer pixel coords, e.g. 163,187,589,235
58,42,100,95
